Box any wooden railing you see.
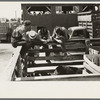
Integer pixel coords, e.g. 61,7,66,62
0,38,100,81
0,46,22,81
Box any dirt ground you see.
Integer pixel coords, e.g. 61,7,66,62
0,43,16,74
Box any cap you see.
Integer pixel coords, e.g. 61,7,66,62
24,20,31,26
26,30,37,40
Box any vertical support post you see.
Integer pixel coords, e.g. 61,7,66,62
85,39,90,54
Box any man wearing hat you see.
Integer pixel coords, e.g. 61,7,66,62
11,20,35,58
11,20,39,76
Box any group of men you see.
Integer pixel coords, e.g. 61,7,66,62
11,20,69,64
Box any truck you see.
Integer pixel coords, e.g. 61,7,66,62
78,11,100,38
0,22,9,42
0,20,20,42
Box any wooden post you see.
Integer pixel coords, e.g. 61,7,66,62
16,54,22,77
85,39,90,54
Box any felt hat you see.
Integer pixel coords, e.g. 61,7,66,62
27,30,37,40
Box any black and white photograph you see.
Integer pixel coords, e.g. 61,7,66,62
0,1,100,98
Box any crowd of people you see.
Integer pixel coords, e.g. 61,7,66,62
11,20,69,64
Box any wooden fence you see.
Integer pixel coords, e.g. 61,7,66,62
1,38,100,81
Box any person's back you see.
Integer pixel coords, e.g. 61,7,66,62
52,26,69,57
60,27,69,40
38,27,51,63
38,27,51,43
53,27,69,41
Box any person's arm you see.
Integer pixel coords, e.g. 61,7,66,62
17,41,26,46
11,37,18,48
11,30,18,48
54,35,65,44
53,38,62,43
46,31,52,42
11,36,26,48
52,29,56,39
62,27,69,40
11,29,26,48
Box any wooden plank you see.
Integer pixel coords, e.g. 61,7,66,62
27,54,83,61
78,15,92,21
78,11,92,15
0,46,22,81
16,55,23,77
17,38,100,45
87,26,92,29
90,38,100,42
87,29,93,33
87,22,92,26
27,65,84,73
28,60,84,67
78,22,92,26
21,73,100,81
69,65,84,68
83,69,89,74
27,66,57,72
84,55,100,73
83,62,99,74
28,48,85,53
35,38,100,44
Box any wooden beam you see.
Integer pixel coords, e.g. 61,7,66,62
17,38,100,46
27,65,84,73
78,11,92,15
84,62,99,74
27,54,83,61
90,38,100,42
28,48,85,53
21,73,100,81
27,66,57,72
28,60,84,67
